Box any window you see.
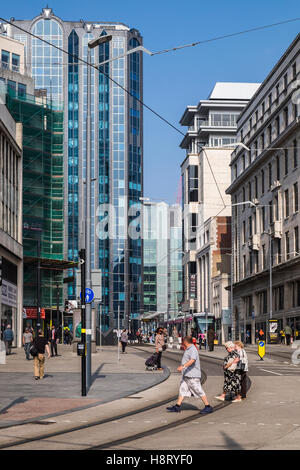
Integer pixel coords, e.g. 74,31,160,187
268,163,272,188
11,53,20,72
284,107,288,128
248,181,252,201
285,190,289,218
262,207,266,232
242,187,245,211
254,176,258,198
295,226,299,255
268,93,272,112
286,231,290,259
249,117,252,130
293,140,298,169
262,102,265,116
7,80,16,92
284,149,289,175
275,194,279,221
284,73,288,91
188,165,198,202
276,83,280,101
17,82,26,98
276,156,280,181
243,255,246,277
243,221,246,243
234,164,237,179
1,50,9,69
276,116,280,136
262,245,266,270
268,125,272,144
293,62,297,80
294,182,298,213
269,200,273,225
249,215,252,237
261,169,265,195
242,154,245,171
261,133,265,150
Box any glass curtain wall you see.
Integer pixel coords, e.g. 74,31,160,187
98,31,110,330
128,38,142,325
67,30,79,298
31,19,63,108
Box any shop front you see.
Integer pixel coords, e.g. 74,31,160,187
1,279,18,347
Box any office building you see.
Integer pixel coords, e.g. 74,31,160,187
179,82,260,337
142,202,182,330
226,34,300,343
3,7,143,336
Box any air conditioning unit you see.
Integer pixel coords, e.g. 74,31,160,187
270,220,282,238
248,234,260,250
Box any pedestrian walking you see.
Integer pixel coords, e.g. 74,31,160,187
207,326,215,351
284,325,292,345
258,329,265,341
280,329,285,344
216,341,242,403
32,329,50,380
166,336,213,415
50,325,58,357
3,324,14,355
155,327,165,371
234,341,248,399
23,327,33,360
120,329,128,353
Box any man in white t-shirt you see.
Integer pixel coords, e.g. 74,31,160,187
166,336,213,415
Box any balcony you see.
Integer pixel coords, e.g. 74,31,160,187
270,220,282,238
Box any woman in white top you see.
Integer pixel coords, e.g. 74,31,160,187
234,341,249,399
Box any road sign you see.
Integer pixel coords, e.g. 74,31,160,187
80,288,94,303
258,340,265,360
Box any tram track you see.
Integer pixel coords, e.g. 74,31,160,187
0,346,235,450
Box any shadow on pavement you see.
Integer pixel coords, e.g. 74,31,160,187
0,396,27,415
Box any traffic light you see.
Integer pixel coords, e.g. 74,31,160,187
0,256,2,286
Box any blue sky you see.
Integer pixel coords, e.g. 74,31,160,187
2,0,300,203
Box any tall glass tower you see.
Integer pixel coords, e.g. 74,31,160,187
9,7,143,337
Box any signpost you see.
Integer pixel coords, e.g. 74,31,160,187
269,319,278,344
258,340,265,361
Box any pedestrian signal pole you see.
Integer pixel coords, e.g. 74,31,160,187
79,248,87,396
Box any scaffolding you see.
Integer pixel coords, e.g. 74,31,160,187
6,88,64,310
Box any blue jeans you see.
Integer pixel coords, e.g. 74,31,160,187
24,342,31,359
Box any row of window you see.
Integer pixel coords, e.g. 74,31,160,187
239,61,297,141
1,49,20,72
241,226,299,279
234,109,298,181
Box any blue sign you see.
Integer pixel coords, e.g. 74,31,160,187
80,288,94,303
259,341,265,347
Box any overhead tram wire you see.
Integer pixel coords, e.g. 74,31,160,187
3,17,299,216
0,17,184,138
151,17,300,56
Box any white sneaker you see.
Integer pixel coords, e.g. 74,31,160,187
215,396,225,401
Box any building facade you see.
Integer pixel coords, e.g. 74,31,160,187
142,202,182,330
180,82,260,328
0,101,23,347
226,34,300,343
3,7,143,335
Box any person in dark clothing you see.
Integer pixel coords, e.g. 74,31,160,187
3,325,14,355
32,330,50,380
207,327,215,352
50,325,58,357
120,329,128,353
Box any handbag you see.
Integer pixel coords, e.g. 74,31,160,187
162,344,167,351
30,343,39,357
